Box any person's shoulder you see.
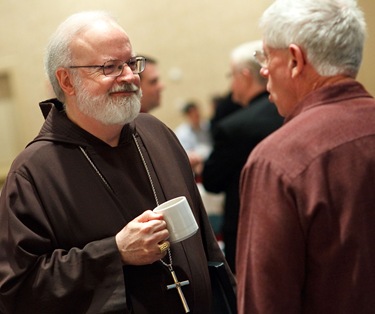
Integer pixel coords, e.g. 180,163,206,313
133,113,168,131
248,94,280,116
215,107,246,129
248,109,326,179
134,112,161,124
215,100,278,133
133,113,177,140
6,140,53,177
244,125,295,182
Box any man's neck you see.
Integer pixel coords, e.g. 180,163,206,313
245,84,267,106
296,66,354,105
66,104,124,147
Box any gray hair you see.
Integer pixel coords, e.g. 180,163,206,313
230,40,267,86
44,11,118,102
259,0,366,77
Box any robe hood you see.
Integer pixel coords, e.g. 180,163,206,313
28,98,133,148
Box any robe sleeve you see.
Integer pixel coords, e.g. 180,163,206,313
0,171,127,314
162,123,236,288
236,157,305,314
189,175,236,288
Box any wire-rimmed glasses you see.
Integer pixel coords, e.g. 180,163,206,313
69,56,146,77
253,50,268,68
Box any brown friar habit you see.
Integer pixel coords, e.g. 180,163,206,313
0,99,234,314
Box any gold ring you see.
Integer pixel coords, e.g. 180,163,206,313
158,241,170,253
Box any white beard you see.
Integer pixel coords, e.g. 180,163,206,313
74,80,141,126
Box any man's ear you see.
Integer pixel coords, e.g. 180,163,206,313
289,44,306,78
241,68,254,83
55,68,76,96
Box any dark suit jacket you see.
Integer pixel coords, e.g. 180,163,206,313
202,92,284,271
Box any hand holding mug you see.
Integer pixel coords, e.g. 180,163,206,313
115,210,170,265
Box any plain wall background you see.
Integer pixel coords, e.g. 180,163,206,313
0,0,374,180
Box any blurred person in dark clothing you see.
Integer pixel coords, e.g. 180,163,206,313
202,40,283,273
210,91,242,132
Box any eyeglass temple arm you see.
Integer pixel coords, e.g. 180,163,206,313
69,65,103,69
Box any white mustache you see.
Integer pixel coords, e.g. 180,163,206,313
110,84,139,93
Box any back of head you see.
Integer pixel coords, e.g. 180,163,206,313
182,102,198,115
260,0,366,77
181,101,201,128
139,55,157,80
45,11,119,102
230,40,267,86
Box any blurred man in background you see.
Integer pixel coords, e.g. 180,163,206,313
139,56,164,113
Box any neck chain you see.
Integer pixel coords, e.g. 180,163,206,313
131,134,173,268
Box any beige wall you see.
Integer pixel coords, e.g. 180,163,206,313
0,0,374,180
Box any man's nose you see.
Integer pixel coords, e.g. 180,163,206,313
260,67,269,78
116,65,137,82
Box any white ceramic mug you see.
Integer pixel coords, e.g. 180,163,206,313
153,196,199,243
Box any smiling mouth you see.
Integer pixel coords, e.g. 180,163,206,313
110,84,139,94
110,90,135,95
109,88,139,98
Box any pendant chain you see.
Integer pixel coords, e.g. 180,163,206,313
79,146,113,193
132,134,173,268
132,134,159,206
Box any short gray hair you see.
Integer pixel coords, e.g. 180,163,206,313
259,0,366,77
230,40,266,86
44,11,117,102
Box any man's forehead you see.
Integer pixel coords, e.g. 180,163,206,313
77,21,129,45
70,24,133,61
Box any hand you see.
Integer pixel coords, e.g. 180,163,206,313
187,152,203,175
115,210,170,265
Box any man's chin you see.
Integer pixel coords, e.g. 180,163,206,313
113,108,140,126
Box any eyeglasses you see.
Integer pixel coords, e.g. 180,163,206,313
69,56,146,77
253,50,268,68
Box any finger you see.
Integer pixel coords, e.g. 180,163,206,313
150,219,168,232
150,227,170,245
137,210,164,223
138,221,170,247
